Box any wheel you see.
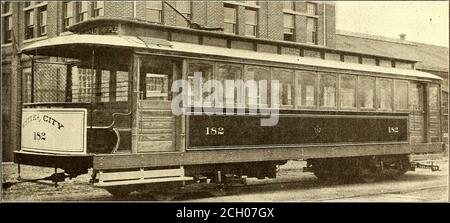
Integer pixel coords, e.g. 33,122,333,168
358,168,377,183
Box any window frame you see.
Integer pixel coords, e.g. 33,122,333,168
306,2,317,15
223,4,237,34
214,62,244,107
306,17,318,44
318,72,338,109
176,1,192,27
244,8,258,37
295,70,318,109
271,68,294,108
376,77,394,111
244,65,270,108
76,1,89,22
92,1,105,17
394,80,409,111
429,84,440,111
186,60,215,106
38,6,47,37
145,1,163,24
24,9,35,40
2,14,12,43
357,76,376,111
283,13,295,41
339,74,357,110
63,1,74,29
283,1,295,11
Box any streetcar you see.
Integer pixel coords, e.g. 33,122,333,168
14,18,444,195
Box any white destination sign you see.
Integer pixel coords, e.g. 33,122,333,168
21,109,87,154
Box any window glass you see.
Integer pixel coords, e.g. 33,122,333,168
358,77,375,109
116,71,129,102
306,18,317,44
283,14,294,41
38,6,47,36
100,70,110,102
377,78,392,110
283,1,294,10
272,69,294,106
72,67,96,102
409,82,423,111
394,81,408,110
187,62,213,105
340,75,356,109
245,66,269,107
63,2,74,28
296,71,316,107
2,15,12,43
25,10,34,26
319,73,337,107
224,6,236,34
306,3,317,15
93,1,105,17
2,2,11,14
146,1,162,23
23,67,32,103
245,9,257,37
176,1,191,26
216,63,242,106
429,85,439,110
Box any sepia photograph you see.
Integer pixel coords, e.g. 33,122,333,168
1,0,448,205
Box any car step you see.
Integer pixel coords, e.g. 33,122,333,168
94,166,193,187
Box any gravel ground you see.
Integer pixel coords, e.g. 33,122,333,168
1,153,448,202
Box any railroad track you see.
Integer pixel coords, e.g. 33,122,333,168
314,184,447,202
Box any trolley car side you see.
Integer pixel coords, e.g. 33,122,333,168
14,27,444,194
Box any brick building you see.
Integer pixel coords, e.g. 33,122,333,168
1,1,447,161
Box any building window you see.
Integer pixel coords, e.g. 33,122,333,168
92,1,104,17
319,73,337,108
306,2,317,15
176,1,191,27
25,10,34,39
224,5,237,34
376,78,393,110
296,71,316,107
38,6,47,36
272,69,294,106
2,2,12,44
358,77,375,109
76,1,88,22
24,2,32,8
394,81,408,110
306,18,318,44
283,14,295,41
2,2,10,14
245,9,257,37
63,2,74,29
283,1,295,11
2,15,12,43
340,75,356,109
145,1,163,23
